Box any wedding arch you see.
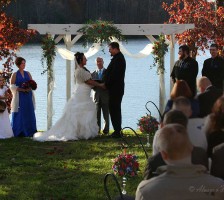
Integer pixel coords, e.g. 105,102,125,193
28,24,194,129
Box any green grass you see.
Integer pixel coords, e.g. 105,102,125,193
0,134,151,200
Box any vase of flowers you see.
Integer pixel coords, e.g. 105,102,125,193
112,153,139,194
137,114,159,147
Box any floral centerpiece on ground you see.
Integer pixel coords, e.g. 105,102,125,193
151,35,169,74
137,114,159,135
112,153,139,177
78,19,124,47
137,114,159,146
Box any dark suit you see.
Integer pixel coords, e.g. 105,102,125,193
202,56,224,90
105,52,126,134
144,146,208,180
91,68,109,133
196,85,222,117
171,56,198,97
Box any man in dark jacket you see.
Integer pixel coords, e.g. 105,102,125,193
197,76,223,117
104,42,126,138
202,44,224,90
171,45,198,97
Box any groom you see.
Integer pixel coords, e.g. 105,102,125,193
104,42,126,138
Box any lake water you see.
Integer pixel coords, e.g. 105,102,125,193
3,39,210,131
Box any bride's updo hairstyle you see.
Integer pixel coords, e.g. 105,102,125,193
74,52,84,64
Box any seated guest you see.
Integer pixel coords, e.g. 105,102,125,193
136,124,224,200
154,97,207,153
146,110,208,180
164,80,199,118
196,76,222,118
210,143,224,180
204,96,224,158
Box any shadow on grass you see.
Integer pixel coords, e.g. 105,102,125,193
0,136,148,199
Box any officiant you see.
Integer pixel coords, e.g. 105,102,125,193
91,57,110,134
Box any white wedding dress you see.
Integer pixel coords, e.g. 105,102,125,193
33,67,99,141
0,86,14,139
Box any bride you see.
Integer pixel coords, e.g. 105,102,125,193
33,52,104,141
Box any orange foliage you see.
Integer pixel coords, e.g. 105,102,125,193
0,1,36,81
162,0,224,54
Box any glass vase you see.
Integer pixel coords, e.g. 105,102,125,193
122,176,127,195
146,133,150,147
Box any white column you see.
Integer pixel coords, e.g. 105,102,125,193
159,57,166,118
146,35,166,118
63,35,72,101
47,34,55,129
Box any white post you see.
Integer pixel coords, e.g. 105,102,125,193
170,34,175,94
159,56,166,118
47,34,55,130
63,35,72,101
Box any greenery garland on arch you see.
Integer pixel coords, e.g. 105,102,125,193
41,35,56,75
77,19,125,47
151,35,169,75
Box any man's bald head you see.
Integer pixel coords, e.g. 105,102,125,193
197,76,212,93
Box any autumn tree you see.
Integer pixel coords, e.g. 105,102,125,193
0,0,36,81
162,0,224,56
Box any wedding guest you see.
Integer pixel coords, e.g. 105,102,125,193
172,97,207,150
196,76,222,117
91,57,110,134
204,96,224,158
155,97,207,153
104,42,126,138
10,57,37,137
171,45,198,97
0,76,13,138
136,124,224,200
163,80,199,117
147,110,208,180
202,44,224,90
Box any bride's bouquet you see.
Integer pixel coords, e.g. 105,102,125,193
0,100,6,113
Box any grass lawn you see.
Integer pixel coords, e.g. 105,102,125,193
0,134,150,200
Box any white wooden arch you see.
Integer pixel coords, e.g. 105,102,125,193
28,24,194,129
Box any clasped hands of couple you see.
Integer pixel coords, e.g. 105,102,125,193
98,83,106,89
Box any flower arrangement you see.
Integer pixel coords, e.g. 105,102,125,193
151,35,169,74
112,153,140,177
78,19,124,47
0,100,6,113
41,35,56,75
22,80,37,90
137,114,159,135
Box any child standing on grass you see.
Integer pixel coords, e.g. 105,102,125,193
0,76,13,139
